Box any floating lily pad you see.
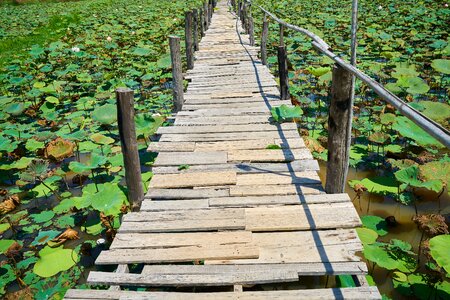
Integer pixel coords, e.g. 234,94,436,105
0,240,16,254
4,102,25,116
410,101,450,125
31,230,60,246
45,138,75,161
30,211,55,223
90,182,126,216
270,105,303,123
431,59,450,74
90,133,115,145
356,227,378,244
419,160,450,194
368,132,389,144
33,245,79,277
135,114,164,137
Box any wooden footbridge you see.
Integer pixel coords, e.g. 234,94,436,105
64,1,389,299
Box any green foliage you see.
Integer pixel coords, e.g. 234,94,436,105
349,177,398,196
429,235,450,274
361,215,389,236
395,165,443,193
270,104,303,122
33,246,79,278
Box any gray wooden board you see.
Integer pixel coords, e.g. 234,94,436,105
153,151,227,166
64,287,381,300
140,199,210,211
159,131,300,142
151,160,319,175
146,188,229,199
174,115,271,125
110,231,252,249
181,101,287,110
157,123,297,134
95,243,259,264
229,183,324,196
149,171,237,188
175,107,277,117
87,270,298,287
228,149,313,162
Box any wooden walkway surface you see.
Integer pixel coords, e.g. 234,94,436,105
65,1,381,299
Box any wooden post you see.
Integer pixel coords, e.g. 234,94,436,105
185,11,194,70
277,45,290,100
116,88,144,212
169,36,184,112
248,16,254,46
208,0,212,24
260,14,268,65
279,24,284,47
193,9,199,51
200,8,205,37
204,2,209,30
325,65,353,194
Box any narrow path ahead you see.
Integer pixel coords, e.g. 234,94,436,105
65,1,381,299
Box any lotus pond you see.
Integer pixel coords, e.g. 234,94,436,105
0,0,203,298
251,0,449,299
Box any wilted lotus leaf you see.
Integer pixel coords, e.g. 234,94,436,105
395,165,443,193
54,228,79,241
0,195,20,214
380,113,396,125
419,160,449,193
412,214,448,237
304,136,325,153
368,132,389,144
44,138,74,161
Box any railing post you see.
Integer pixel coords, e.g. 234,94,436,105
260,14,268,65
200,8,205,37
278,26,289,100
169,36,184,112
208,0,213,24
325,64,353,194
248,16,254,46
185,11,194,70
204,2,209,30
193,9,199,51
116,88,144,212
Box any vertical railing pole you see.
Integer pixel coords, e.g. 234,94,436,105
325,64,353,193
248,16,255,46
193,9,199,51
200,8,205,37
208,0,213,24
185,11,194,70
278,25,289,100
260,14,268,65
204,1,209,30
116,88,144,212
169,36,184,112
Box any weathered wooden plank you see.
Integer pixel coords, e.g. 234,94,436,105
236,171,321,186
140,199,209,211
149,171,237,188
151,160,319,175
110,231,252,249
195,138,305,151
206,229,363,265
65,287,381,300
245,203,361,231
147,142,195,152
123,207,244,222
153,151,227,166
87,269,298,287
228,149,312,162
146,188,229,199
157,123,296,134
229,184,324,197
95,243,259,264
159,131,299,142
209,193,351,207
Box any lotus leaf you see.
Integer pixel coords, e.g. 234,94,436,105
395,165,443,193
30,211,55,223
363,243,416,273
132,47,151,56
0,223,10,233
306,66,331,77
135,114,164,136
54,214,76,228
0,239,16,254
384,145,402,154
45,96,59,104
429,235,450,274
368,132,389,144
419,160,449,194
361,215,389,236
405,77,430,95
90,133,114,145
89,182,126,215
92,104,117,125
0,157,33,170
4,102,25,116
157,54,172,69
270,104,303,122
410,101,450,125
53,198,75,213
356,227,378,244
392,65,419,79
33,245,78,277
349,177,398,196
45,138,75,161
380,113,396,125
0,136,18,152
336,275,356,287
31,230,60,246
25,139,45,152
431,59,450,74
393,116,443,148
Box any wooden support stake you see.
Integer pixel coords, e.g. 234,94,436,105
116,88,144,212
200,8,205,37
280,24,284,47
193,9,199,51
169,36,184,112
204,2,209,30
277,45,290,100
260,14,268,65
185,11,194,70
325,65,353,194
248,16,255,46
208,0,213,23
